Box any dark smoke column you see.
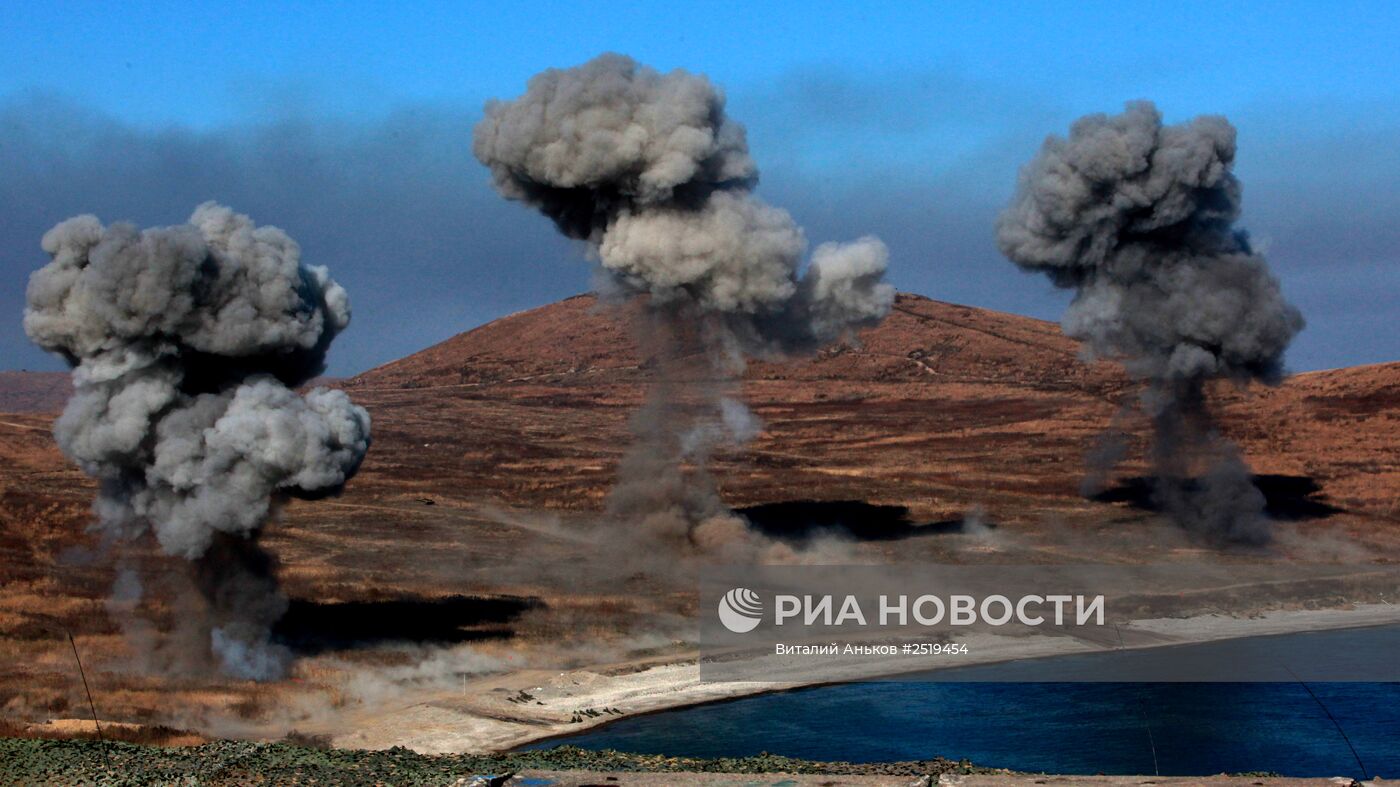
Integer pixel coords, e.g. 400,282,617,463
997,101,1303,543
473,54,894,554
25,202,371,678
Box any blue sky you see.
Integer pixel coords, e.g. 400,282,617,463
3,1,1398,375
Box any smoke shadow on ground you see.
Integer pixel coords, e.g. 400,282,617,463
272,594,542,655
1091,475,1344,521
734,500,976,543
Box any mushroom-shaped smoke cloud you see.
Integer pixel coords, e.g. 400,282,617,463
473,53,895,357
997,101,1304,543
25,202,371,678
473,54,894,556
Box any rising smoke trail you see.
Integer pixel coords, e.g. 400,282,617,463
473,54,894,555
25,202,371,678
997,101,1304,544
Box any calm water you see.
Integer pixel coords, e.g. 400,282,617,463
525,628,1400,778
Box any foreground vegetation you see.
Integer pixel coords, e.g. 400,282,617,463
0,737,996,785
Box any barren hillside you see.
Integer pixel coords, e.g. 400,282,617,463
335,292,1397,531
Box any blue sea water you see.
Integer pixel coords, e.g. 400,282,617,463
524,628,1400,778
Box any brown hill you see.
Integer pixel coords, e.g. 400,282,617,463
339,293,1397,529
6,292,1396,530
333,293,1134,522
5,292,1396,532
348,293,1126,394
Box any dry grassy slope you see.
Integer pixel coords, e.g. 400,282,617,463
348,294,645,389
1217,360,1400,518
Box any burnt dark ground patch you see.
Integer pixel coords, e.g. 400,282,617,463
735,499,979,542
273,594,541,654
1092,474,1344,521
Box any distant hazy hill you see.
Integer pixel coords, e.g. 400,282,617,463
0,371,69,413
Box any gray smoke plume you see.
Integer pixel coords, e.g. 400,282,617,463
997,101,1304,544
25,202,371,678
473,53,894,358
474,54,893,552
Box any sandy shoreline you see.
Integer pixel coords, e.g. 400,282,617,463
330,602,1400,754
